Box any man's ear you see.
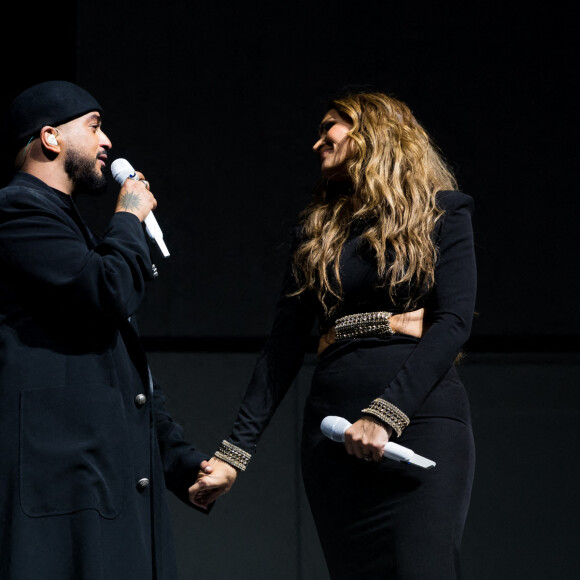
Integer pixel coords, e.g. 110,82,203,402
40,127,60,151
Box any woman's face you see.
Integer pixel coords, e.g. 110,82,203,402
313,109,353,180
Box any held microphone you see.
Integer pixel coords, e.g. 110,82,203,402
320,415,436,469
111,158,170,258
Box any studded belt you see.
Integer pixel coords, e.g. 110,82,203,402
318,311,395,355
334,311,394,340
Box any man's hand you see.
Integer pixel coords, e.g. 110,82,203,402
188,457,239,509
115,171,157,222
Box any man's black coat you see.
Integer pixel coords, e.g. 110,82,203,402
0,172,207,579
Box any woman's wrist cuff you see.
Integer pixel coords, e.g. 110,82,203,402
361,398,410,437
214,440,252,471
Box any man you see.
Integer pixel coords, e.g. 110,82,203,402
0,80,211,579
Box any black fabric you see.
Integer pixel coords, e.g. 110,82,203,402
5,80,102,147
227,190,477,578
0,172,208,580
302,342,475,579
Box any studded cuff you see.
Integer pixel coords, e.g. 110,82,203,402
361,398,410,437
214,440,252,471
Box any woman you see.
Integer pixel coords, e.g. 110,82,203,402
190,91,477,579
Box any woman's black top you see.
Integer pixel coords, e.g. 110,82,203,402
228,190,476,454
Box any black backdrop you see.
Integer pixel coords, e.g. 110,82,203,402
4,1,579,344
3,2,580,578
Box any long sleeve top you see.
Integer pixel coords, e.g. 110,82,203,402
228,190,477,454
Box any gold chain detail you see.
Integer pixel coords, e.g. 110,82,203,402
214,440,252,471
361,398,410,438
334,311,394,340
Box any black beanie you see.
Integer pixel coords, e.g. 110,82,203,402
6,80,103,149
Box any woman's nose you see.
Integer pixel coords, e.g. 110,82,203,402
313,136,324,151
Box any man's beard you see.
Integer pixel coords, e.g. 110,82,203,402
64,148,108,196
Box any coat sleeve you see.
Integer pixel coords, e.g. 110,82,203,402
375,190,477,423
227,229,318,454
151,375,212,512
0,188,155,322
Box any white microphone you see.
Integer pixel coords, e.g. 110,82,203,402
111,158,170,258
320,415,436,469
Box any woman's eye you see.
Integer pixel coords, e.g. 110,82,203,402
320,121,335,135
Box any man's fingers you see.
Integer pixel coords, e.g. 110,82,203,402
193,489,222,507
189,483,223,506
191,495,210,509
200,460,213,474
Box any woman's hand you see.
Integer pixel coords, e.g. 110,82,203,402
390,308,428,338
344,417,392,462
188,457,239,509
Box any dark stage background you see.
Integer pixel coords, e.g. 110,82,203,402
3,1,579,578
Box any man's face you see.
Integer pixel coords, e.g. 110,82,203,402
60,112,112,195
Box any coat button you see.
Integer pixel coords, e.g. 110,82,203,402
136,478,150,491
135,394,147,407
152,264,158,278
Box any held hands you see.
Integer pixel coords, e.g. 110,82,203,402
114,170,157,222
188,457,239,509
189,419,390,509
344,417,393,462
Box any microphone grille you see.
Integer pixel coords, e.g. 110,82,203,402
111,158,135,185
320,416,351,442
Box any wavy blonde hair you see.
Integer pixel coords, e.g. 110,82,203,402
292,91,458,314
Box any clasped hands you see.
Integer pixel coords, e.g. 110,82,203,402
189,458,239,510
188,418,391,509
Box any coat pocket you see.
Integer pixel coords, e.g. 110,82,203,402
19,385,131,518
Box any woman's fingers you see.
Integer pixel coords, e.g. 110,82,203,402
344,417,390,462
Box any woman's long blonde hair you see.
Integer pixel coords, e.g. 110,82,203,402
292,91,458,315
